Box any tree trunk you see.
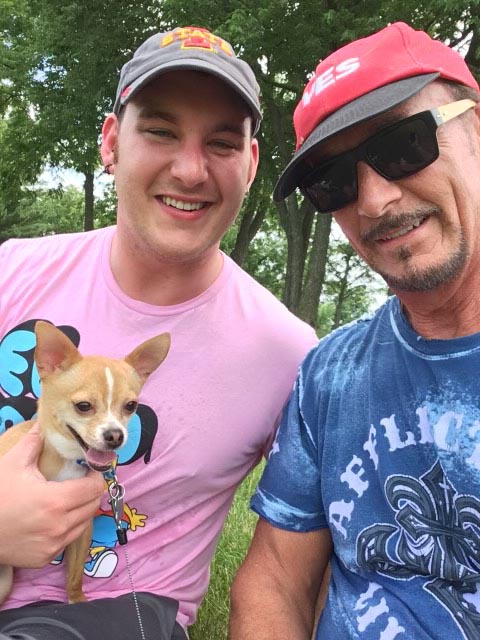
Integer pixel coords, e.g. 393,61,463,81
298,212,332,329
464,19,479,68
332,252,353,330
231,207,255,267
231,191,267,267
83,171,94,231
279,197,308,311
265,96,312,314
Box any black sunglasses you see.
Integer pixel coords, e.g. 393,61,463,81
300,99,476,214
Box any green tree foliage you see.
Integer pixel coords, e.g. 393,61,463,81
0,185,84,242
222,210,287,300
0,0,164,228
318,236,387,336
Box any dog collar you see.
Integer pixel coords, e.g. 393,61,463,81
76,459,118,483
102,466,117,481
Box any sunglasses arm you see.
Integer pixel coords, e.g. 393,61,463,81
432,99,476,126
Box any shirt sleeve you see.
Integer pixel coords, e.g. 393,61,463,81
251,360,327,532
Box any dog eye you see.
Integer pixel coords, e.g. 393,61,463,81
124,401,138,413
75,401,92,413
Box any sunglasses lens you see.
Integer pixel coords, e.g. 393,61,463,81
301,154,357,213
366,118,438,179
300,115,439,213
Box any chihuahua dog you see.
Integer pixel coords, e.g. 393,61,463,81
0,320,170,604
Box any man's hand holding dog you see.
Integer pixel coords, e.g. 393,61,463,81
0,424,104,569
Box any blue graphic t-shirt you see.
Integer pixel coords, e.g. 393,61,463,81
252,296,480,639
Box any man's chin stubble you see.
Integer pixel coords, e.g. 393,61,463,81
376,240,468,292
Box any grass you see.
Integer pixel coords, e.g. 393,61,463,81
189,463,263,640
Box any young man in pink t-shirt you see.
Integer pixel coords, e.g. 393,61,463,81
0,26,317,639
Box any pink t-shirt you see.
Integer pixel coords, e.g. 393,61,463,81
0,226,317,627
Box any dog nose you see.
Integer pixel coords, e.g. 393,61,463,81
103,428,124,449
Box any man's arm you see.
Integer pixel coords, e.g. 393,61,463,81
229,517,332,639
0,424,104,568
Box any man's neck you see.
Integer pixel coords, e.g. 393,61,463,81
109,232,224,306
397,281,480,340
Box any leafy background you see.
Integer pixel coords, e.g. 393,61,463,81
1,2,478,636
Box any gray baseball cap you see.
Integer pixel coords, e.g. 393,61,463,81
113,26,262,134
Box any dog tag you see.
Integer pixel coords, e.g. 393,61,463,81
108,478,128,545
111,490,125,521
116,527,128,545
112,496,128,545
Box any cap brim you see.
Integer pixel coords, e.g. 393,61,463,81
273,72,439,202
114,59,262,134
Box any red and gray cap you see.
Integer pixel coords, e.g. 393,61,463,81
114,26,262,134
274,22,479,201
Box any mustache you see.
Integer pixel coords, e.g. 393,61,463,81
360,207,439,243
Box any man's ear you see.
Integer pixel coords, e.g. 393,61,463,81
34,321,82,379
247,137,260,190
100,113,119,172
125,333,171,384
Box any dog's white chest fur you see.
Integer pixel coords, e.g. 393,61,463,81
52,458,88,481
46,431,88,480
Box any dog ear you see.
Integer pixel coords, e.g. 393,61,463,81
125,333,171,384
34,321,82,379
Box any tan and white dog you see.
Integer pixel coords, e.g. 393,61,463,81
0,321,170,604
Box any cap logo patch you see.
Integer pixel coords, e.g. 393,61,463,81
161,27,233,57
302,58,360,106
